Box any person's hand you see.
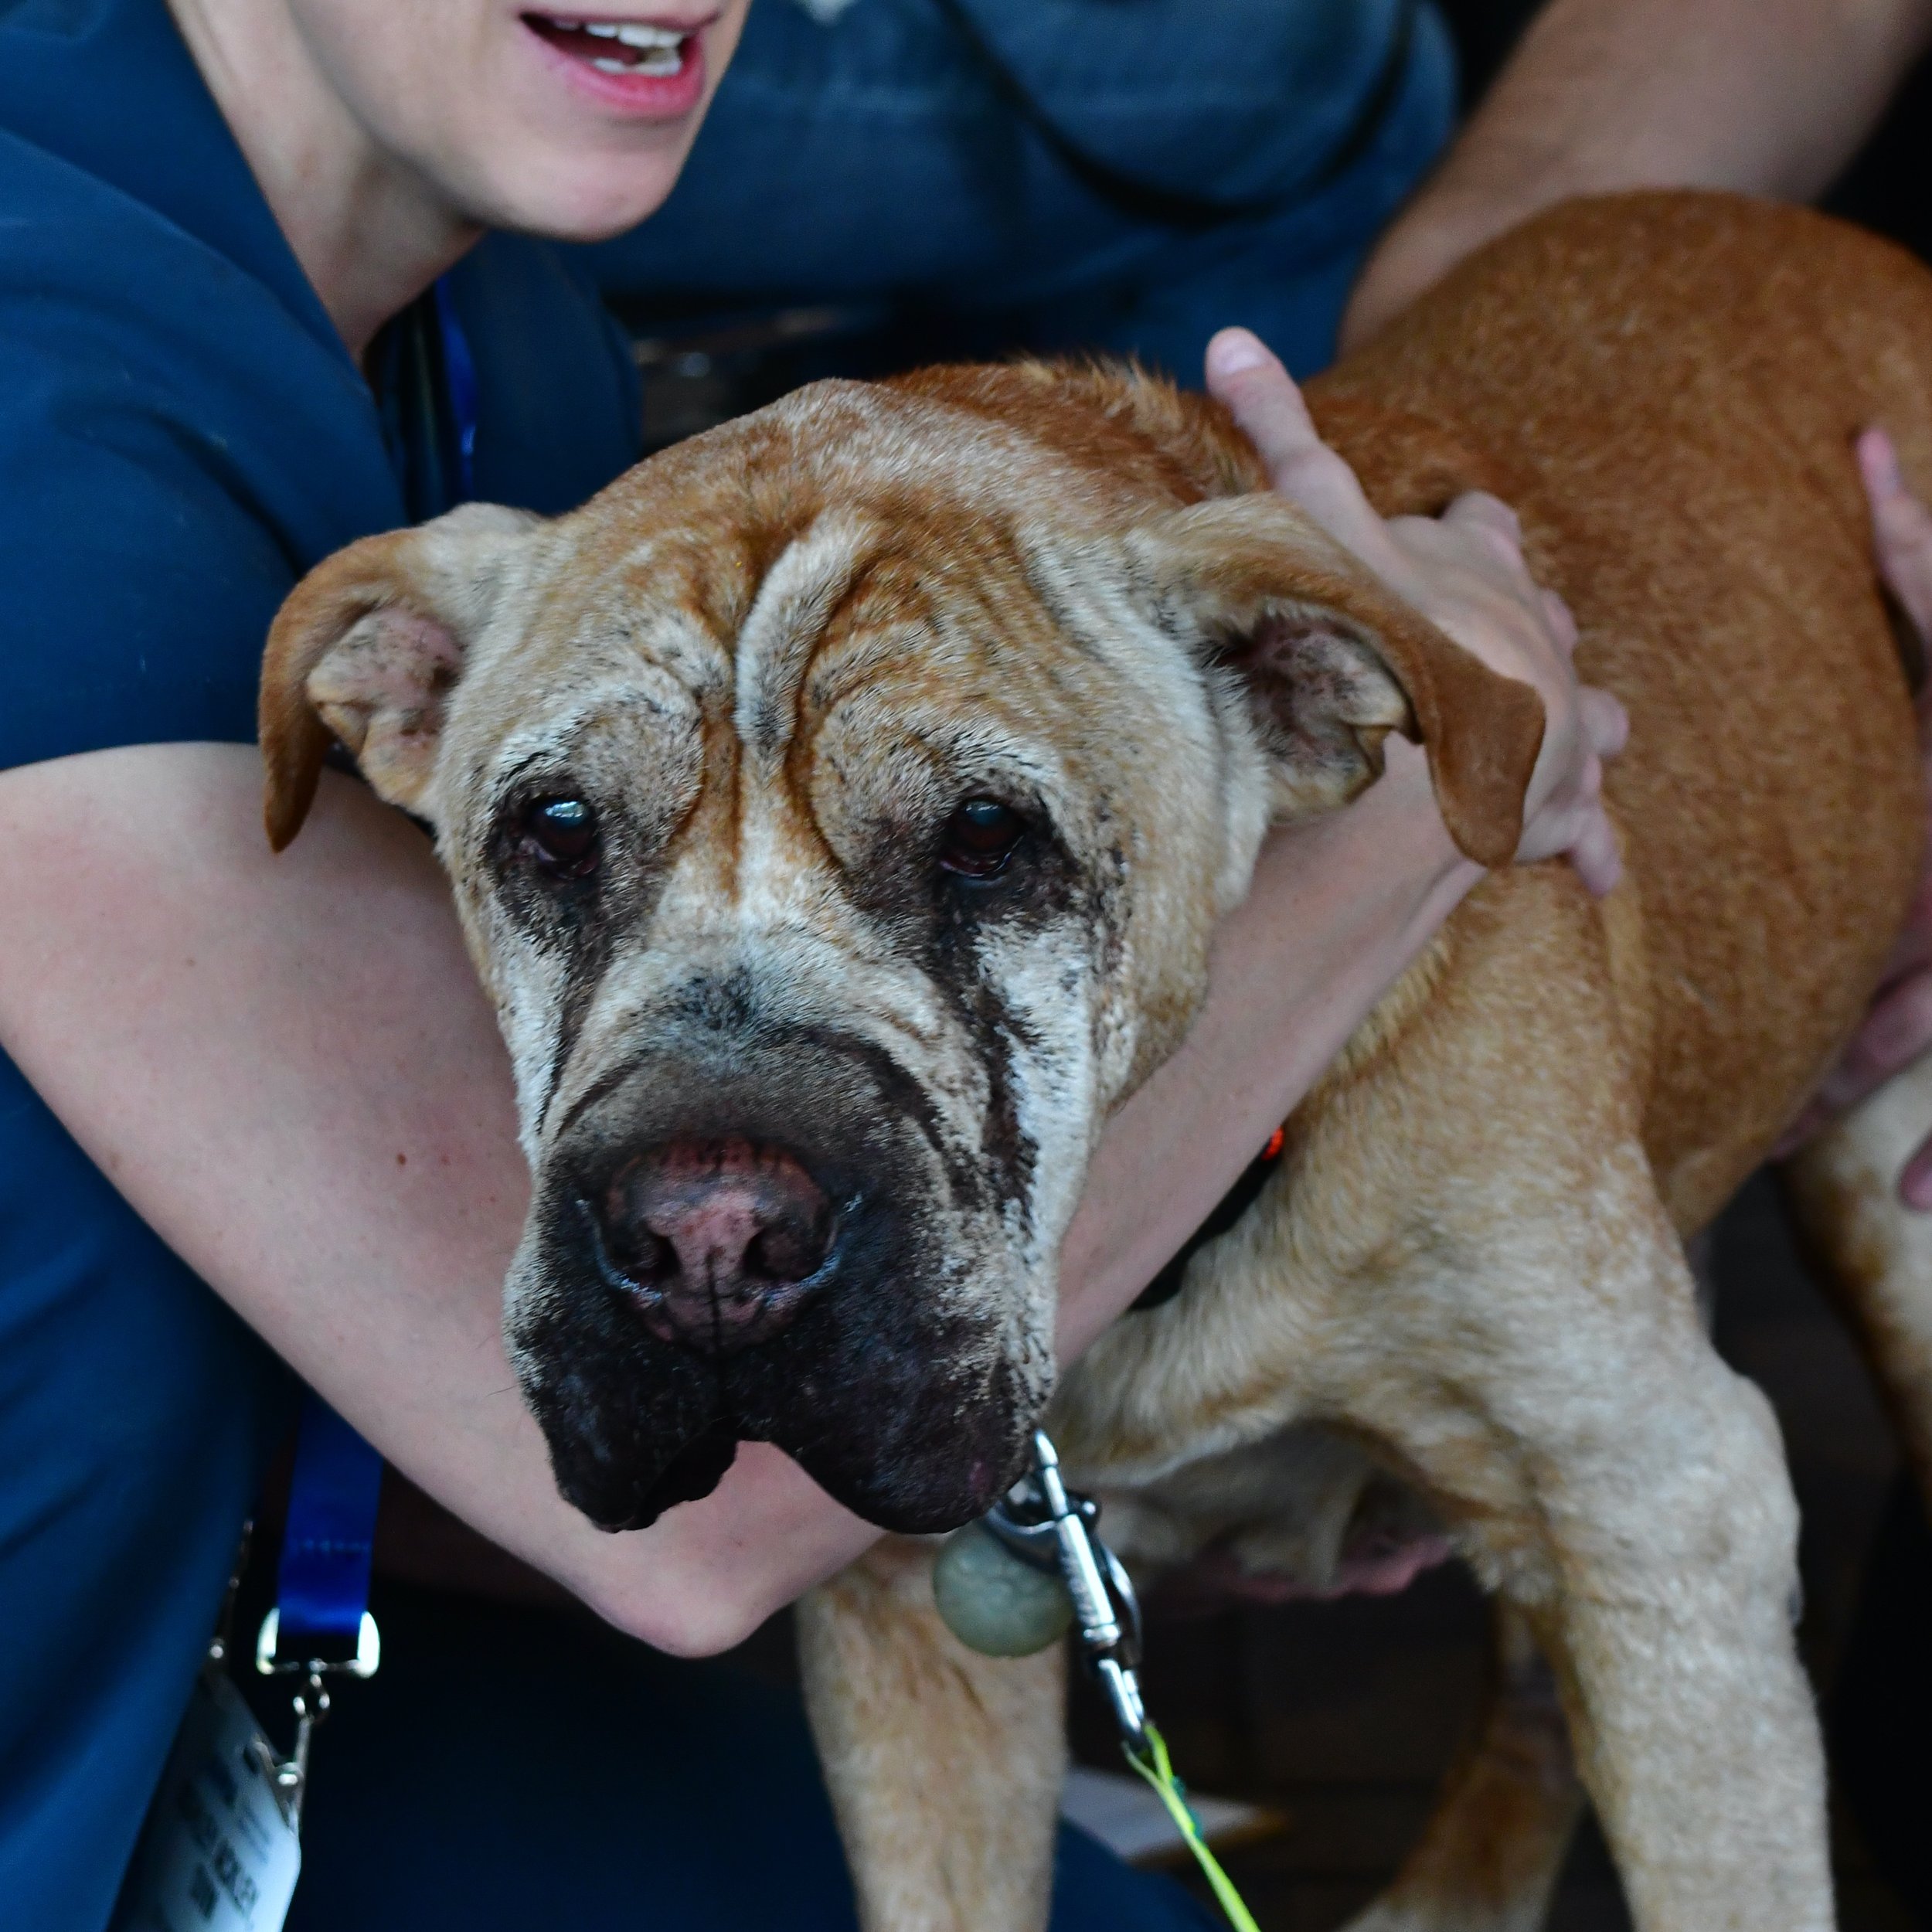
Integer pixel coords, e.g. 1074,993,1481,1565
1205,328,1629,895
1776,429,1932,1201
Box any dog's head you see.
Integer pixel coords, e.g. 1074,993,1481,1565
259,366,1541,1534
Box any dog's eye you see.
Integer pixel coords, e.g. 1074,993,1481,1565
939,797,1026,879
522,795,600,876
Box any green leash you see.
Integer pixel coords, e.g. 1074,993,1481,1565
1123,1723,1264,1932
972,1433,1265,1932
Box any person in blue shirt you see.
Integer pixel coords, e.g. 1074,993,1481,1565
0,0,1913,1927
580,0,1460,388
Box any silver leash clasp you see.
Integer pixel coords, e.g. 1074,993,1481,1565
988,1430,1148,1750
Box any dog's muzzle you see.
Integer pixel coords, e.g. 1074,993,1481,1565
508,1026,1038,1536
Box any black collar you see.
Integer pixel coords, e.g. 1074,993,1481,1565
1129,1126,1287,1312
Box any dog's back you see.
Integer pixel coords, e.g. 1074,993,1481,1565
889,196,1932,1230
1311,192,1932,1229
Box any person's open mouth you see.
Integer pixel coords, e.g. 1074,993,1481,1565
522,12,713,112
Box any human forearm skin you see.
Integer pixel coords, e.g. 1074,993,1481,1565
1345,0,1932,350
0,740,1473,1651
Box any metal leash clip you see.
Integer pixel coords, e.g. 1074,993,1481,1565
978,1434,1267,1932
985,1429,1148,1750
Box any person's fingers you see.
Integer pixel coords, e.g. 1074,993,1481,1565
1773,968,1932,1163
1900,1132,1932,1211
1204,328,1314,470
1454,491,1522,545
1568,808,1623,898
1853,968,1932,1085
1573,748,1602,806
1880,897,1932,981
1541,588,1580,656
1580,687,1630,760
1802,967,1932,1124
1205,329,1397,563
1860,427,1932,641
1206,325,1627,901
1440,491,1529,576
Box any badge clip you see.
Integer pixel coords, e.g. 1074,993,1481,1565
250,1609,380,1828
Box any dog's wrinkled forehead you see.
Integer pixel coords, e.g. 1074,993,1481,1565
446,381,1162,825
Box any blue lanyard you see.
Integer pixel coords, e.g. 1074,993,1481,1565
266,1390,384,1665
262,275,476,1674
432,274,479,502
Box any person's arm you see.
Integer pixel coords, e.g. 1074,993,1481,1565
0,345,1622,1653
1344,0,1932,350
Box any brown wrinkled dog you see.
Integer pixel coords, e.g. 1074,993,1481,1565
259,194,1932,1930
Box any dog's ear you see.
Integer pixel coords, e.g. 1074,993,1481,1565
1124,495,1546,868
259,502,541,850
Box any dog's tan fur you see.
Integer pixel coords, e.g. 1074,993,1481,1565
261,194,1932,1930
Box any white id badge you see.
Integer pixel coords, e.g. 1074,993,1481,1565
114,1665,301,1932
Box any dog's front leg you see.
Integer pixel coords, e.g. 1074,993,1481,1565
1322,1157,1832,1930
798,1538,1067,1932
1452,1215,1832,1932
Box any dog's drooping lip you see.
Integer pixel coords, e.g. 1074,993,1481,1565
506,1029,1053,1535
519,1223,1039,1532
518,1247,1036,1535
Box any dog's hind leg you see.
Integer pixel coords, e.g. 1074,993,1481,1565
1343,1604,1582,1932
798,1538,1066,1932
1781,1050,1932,1501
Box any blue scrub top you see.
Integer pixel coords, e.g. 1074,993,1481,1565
580,0,1449,379
0,3,641,1925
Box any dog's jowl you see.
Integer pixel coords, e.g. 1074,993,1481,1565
263,194,1932,1932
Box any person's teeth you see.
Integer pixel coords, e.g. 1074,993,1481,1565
571,20,687,73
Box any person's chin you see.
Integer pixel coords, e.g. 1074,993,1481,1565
468,141,692,245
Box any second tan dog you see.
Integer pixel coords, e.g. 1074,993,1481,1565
259,194,1932,1930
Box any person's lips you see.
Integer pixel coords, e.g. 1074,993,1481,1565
521,12,713,114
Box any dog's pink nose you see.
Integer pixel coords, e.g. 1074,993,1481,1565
596,1138,835,1353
